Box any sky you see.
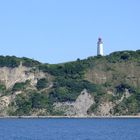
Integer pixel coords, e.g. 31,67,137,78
0,0,140,64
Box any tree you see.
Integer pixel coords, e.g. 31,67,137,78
36,78,48,90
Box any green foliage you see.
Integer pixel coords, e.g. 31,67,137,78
15,94,32,116
30,92,48,109
12,80,30,92
21,57,41,67
29,91,54,115
49,77,104,102
36,78,48,90
54,87,69,102
0,84,6,94
54,77,100,93
120,52,130,60
0,55,40,68
107,50,140,63
49,88,76,102
115,83,135,93
12,91,54,115
39,59,86,79
0,56,20,68
113,89,140,115
103,94,114,102
39,64,49,72
88,104,98,114
2,50,140,116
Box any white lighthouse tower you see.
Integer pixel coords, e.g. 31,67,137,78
97,37,104,56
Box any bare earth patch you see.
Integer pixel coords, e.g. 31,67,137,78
54,89,95,117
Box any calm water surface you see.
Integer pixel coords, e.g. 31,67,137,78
0,118,139,140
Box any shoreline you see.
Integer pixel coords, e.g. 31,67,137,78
0,116,140,119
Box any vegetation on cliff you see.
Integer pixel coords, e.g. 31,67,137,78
0,50,140,116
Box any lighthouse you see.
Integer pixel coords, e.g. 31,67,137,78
97,37,104,56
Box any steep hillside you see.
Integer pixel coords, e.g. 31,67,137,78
0,50,140,117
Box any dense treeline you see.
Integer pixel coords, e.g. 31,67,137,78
0,50,139,68
0,56,40,68
10,91,50,116
106,50,140,63
49,78,104,102
39,50,140,77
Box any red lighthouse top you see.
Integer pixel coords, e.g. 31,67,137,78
97,37,103,45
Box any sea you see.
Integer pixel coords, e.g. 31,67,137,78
0,118,139,140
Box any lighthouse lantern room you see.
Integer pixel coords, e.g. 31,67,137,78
97,38,104,56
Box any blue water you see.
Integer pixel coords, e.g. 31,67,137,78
0,118,139,140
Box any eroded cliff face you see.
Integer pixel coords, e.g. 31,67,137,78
54,89,94,117
53,88,134,117
85,62,140,88
0,63,139,117
0,96,11,116
0,64,48,116
0,64,45,89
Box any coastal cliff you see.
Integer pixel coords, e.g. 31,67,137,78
0,50,140,117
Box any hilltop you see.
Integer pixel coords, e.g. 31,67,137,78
0,50,140,117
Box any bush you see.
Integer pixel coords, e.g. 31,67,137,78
0,56,20,68
120,52,130,60
49,87,77,102
31,92,48,109
113,95,140,115
21,57,40,67
36,78,49,90
12,81,30,92
0,84,6,94
49,77,104,102
107,50,140,63
13,91,53,115
15,94,32,115
0,55,40,68
115,83,135,93
39,60,86,79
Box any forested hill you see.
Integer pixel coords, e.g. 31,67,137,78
0,50,140,117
